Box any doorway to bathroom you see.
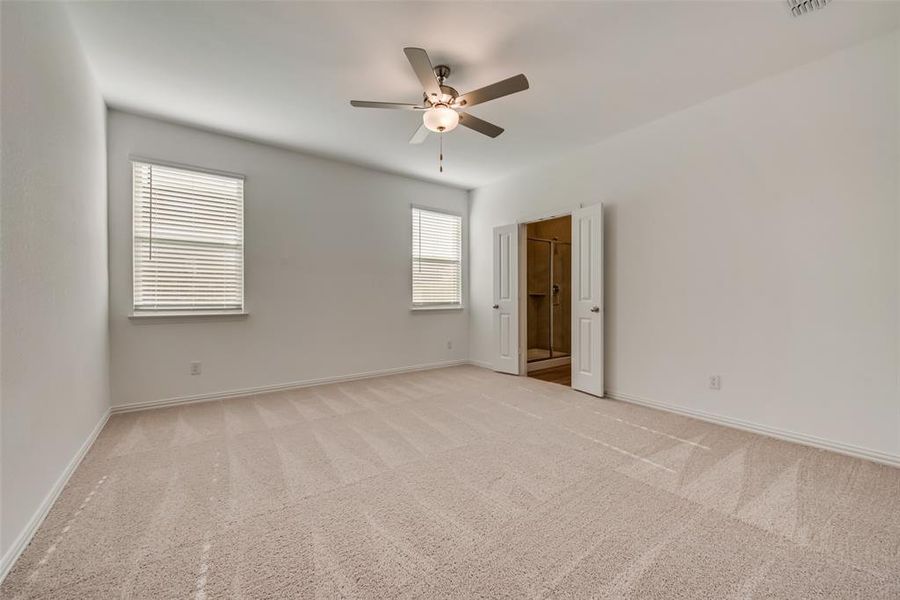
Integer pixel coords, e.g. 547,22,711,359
525,215,572,387
492,203,603,395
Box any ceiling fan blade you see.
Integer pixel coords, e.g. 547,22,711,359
409,122,429,144
350,100,425,110
456,74,529,108
458,112,504,138
403,47,442,99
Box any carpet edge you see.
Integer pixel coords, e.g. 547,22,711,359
110,359,470,414
0,408,111,583
607,389,900,468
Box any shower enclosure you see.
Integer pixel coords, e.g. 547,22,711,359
526,233,571,364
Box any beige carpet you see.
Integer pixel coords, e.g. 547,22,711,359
3,365,899,599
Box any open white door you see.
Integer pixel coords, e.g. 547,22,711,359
571,204,604,396
492,224,519,374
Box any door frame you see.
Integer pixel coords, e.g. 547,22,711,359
515,207,579,377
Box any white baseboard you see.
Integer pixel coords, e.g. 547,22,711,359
0,408,111,583
606,390,900,468
110,359,470,414
467,359,494,369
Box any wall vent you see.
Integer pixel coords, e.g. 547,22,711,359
788,0,832,17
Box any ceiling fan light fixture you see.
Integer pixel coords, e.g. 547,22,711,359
350,47,528,143
423,104,459,133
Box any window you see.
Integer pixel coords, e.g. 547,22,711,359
411,206,462,307
132,161,244,315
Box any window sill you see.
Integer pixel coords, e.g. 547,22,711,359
409,305,464,312
129,311,249,320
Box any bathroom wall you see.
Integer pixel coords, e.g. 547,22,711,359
526,216,572,358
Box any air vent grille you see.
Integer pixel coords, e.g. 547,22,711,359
788,0,832,17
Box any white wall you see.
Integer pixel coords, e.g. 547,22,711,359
470,32,900,459
1,2,109,563
107,111,468,408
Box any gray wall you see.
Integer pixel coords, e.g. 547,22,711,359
1,2,110,563
107,111,469,408
469,32,900,461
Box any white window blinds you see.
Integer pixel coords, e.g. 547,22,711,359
132,161,244,313
411,207,462,306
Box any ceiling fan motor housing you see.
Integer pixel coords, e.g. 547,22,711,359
424,65,458,107
426,85,459,107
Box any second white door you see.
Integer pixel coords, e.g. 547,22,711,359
571,204,604,396
492,224,519,374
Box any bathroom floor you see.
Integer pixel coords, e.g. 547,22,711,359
527,348,552,361
528,364,571,386
527,349,571,362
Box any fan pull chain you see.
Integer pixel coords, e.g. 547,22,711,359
439,132,444,173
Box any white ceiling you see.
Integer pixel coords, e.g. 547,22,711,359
67,1,899,189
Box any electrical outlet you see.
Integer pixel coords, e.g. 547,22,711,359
191,361,202,376
709,375,721,390
447,340,453,350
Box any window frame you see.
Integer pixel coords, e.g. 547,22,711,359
409,204,464,311
130,157,247,319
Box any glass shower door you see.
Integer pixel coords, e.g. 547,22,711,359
551,240,571,358
527,239,551,362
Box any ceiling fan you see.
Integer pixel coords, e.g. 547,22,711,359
350,47,529,144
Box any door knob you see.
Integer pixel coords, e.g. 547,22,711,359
492,304,499,309
590,306,600,313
